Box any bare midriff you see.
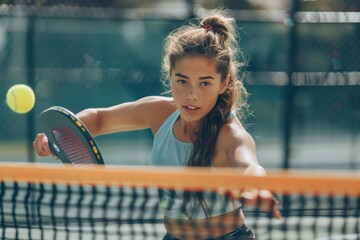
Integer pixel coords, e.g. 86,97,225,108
164,207,245,239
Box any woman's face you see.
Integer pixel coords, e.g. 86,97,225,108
170,55,228,123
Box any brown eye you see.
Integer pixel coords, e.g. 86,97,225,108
177,80,187,85
200,82,211,86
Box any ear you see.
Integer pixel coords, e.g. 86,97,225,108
219,74,230,95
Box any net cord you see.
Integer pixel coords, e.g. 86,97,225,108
0,164,359,196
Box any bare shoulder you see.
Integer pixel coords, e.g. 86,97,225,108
136,96,174,108
135,96,176,134
216,117,258,167
218,118,255,145
136,96,175,116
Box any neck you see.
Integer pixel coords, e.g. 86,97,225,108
175,116,202,142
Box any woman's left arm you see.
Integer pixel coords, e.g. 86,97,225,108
220,119,282,219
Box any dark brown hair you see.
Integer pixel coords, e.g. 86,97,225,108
161,10,248,219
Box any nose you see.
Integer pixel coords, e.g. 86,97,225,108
186,85,199,100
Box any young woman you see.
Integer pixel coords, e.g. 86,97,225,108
34,10,281,240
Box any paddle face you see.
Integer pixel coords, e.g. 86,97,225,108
39,106,105,166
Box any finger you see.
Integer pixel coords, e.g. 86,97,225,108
258,190,275,211
33,133,53,157
258,191,282,219
240,189,273,208
271,196,282,219
41,135,52,155
41,136,60,160
273,208,282,219
33,134,48,156
239,190,259,207
240,190,282,219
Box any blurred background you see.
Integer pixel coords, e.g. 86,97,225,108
0,0,359,170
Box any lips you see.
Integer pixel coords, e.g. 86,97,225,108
184,105,199,110
183,105,200,114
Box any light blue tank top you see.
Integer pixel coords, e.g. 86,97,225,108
149,110,240,219
150,110,192,166
150,110,237,166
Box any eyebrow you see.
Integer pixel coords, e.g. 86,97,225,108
174,73,189,79
199,76,214,80
174,73,215,80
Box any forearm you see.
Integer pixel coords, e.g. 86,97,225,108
240,165,282,219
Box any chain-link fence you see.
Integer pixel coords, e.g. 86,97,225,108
0,2,359,169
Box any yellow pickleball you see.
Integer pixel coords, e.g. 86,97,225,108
6,84,35,114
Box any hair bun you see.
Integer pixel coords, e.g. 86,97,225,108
200,15,231,41
202,24,213,32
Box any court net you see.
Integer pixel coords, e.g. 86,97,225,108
0,164,359,240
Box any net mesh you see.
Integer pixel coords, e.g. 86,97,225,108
0,164,359,240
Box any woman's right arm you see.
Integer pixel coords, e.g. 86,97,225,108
33,96,175,157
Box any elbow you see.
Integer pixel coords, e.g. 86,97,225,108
243,164,266,176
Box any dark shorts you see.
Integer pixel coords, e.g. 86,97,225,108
163,224,255,240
